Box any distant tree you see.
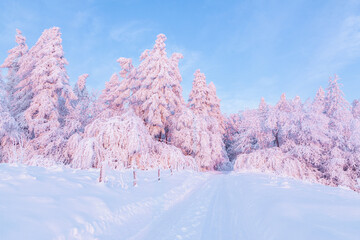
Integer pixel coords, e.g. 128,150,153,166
232,109,260,156
188,70,227,169
266,93,293,148
188,70,211,115
207,82,225,134
230,98,271,158
97,73,121,117
224,113,241,161
292,86,330,167
65,73,92,137
322,75,355,187
184,113,213,170
324,75,350,119
169,53,184,106
116,57,137,109
1,29,28,99
312,87,326,114
74,74,89,100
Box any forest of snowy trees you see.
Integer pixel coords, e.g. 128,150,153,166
226,77,360,191
0,27,359,192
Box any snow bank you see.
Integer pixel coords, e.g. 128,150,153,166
0,163,207,239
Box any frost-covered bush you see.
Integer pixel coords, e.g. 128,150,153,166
27,155,62,168
154,141,198,171
234,148,318,181
232,76,360,192
70,109,153,169
69,109,197,171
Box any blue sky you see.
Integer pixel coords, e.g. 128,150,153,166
1,0,360,114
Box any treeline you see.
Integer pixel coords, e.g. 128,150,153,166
0,28,226,172
226,77,360,191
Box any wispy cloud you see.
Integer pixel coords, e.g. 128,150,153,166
109,21,152,43
308,15,360,81
0,1,39,45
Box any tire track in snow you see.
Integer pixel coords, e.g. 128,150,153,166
127,173,275,240
66,173,211,239
200,174,243,240
128,174,220,240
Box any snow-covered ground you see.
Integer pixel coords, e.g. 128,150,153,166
1,164,360,240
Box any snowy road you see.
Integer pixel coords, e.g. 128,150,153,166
1,165,360,240
130,174,238,240
128,173,360,240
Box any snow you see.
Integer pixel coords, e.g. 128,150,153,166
1,164,360,240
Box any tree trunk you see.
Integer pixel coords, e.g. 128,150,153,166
272,129,280,147
133,168,137,187
275,133,280,147
99,162,104,182
165,129,169,144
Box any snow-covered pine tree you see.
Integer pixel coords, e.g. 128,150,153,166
257,97,274,149
0,74,23,163
114,57,137,110
0,29,28,105
207,82,225,134
13,28,53,134
65,73,92,137
324,76,352,147
169,106,196,157
97,58,137,118
188,70,210,115
23,27,76,162
280,96,304,152
266,93,292,148
134,34,184,142
0,29,28,162
231,109,259,156
166,52,185,143
230,97,272,160
230,97,276,161
323,75,355,187
224,113,241,161
312,87,326,114
288,89,330,168
74,74,89,100
324,75,350,118
188,70,227,169
97,73,121,117
169,52,184,106
352,99,360,119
